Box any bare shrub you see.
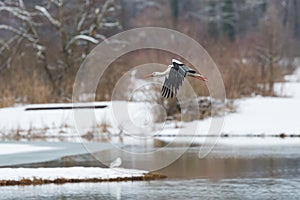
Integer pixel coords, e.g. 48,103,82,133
203,38,259,99
0,0,121,106
0,70,52,107
256,3,288,96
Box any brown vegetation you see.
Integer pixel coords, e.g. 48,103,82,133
0,0,299,108
0,172,167,186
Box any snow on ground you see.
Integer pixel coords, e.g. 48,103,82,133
0,167,148,181
215,137,300,146
155,68,300,145
218,96,300,135
0,101,155,138
0,102,112,133
195,68,300,136
157,79,300,139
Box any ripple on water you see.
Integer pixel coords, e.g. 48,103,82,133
1,178,300,200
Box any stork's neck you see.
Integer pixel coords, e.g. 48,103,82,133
155,67,171,77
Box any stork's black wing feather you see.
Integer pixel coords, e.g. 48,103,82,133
161,67,185,98
181,65,196,74
161,60,195,98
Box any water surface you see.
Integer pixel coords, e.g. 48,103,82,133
1,141,300,199
2,178,300,200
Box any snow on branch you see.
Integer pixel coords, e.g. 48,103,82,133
18,0,25,8
66,35,99,49
0,24,36,43
35,5,61,27
102,21,120,28
0,39,11,52
0,35,21,55
243,0,267,9
77,13,87,31
96,0,115,26
0,6,32,22
49,0,63,7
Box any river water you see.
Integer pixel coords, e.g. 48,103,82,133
1,141,300,199
2,177,300,200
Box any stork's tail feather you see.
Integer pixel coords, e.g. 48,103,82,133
161,86,174,98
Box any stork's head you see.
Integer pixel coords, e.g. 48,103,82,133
197,74,208,82
192,73,208,82
145,72,159,78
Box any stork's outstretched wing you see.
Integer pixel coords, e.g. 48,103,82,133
161,67,185,98
161,59,198,98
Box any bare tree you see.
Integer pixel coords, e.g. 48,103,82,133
0,0,121,99
256,3,285,95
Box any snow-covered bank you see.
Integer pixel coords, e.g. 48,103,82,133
0,101,155,139
206,73,300,136
206,95,300,136
156,80,300,139
0,167,166,186
154,68,300,144
0,167,147,181
0,102,114,135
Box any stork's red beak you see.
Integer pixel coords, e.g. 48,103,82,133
144,74,153,78
197,75,208,82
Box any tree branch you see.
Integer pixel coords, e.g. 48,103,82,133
0,24,36,43
66,35,99,49
35,5,61,27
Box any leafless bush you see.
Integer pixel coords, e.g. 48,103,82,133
0,0,121,106
255,3,288,96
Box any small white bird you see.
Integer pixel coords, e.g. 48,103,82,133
109,157,122,168
145,59,208,98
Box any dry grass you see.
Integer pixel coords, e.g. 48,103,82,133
0,172,167,186
0,34,292,109
0,70,53,107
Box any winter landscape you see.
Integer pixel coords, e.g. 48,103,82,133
1,0,300,199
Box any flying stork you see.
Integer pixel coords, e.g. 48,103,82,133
145,59,208,98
